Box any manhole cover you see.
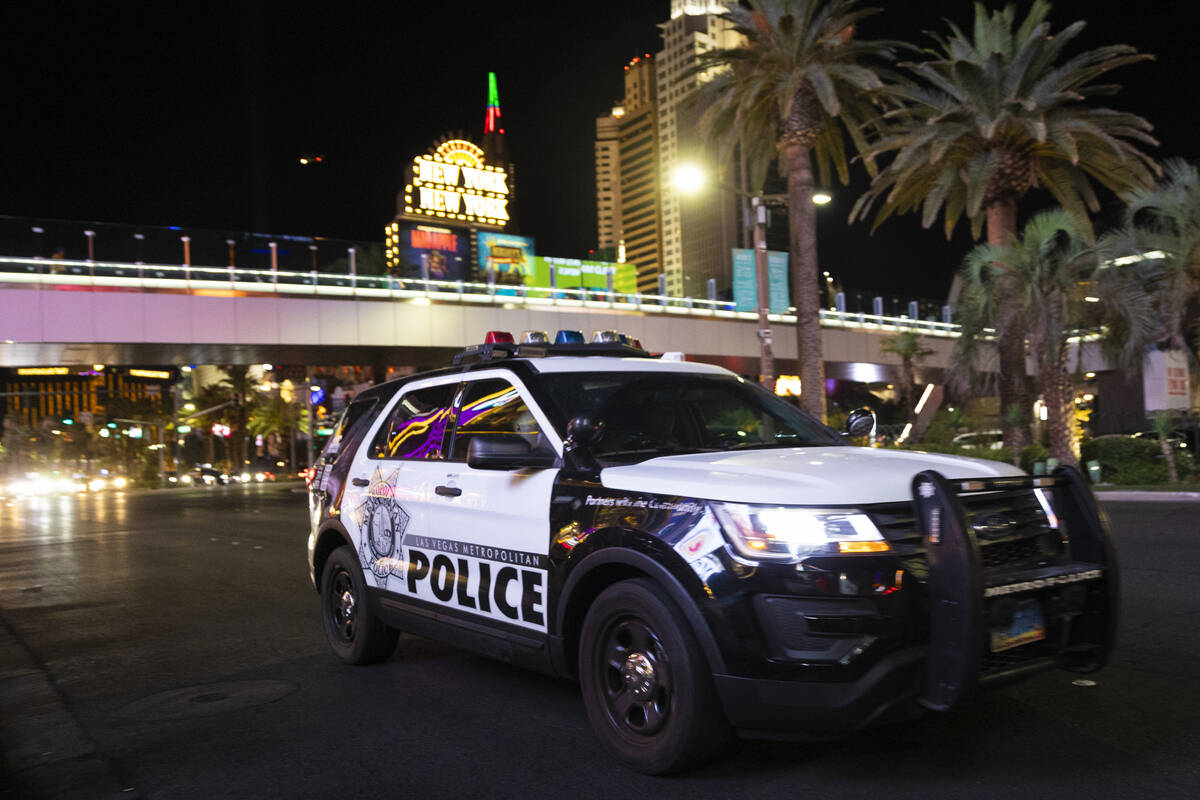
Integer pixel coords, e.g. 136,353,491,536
117,680,297,721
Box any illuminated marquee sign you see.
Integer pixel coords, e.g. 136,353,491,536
403,139,509,227
16,367,69,376
128,369,172,380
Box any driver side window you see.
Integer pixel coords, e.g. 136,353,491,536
449,378,541,461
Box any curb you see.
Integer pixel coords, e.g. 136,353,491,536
1095,491,1200,502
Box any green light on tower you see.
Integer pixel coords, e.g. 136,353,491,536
485,72,502,134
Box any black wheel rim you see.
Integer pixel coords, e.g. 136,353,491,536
597,615,671,736
327,568,357,643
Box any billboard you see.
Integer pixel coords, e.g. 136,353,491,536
732,249,789,313
477,232,537,285
531,257,638,293
388,223,470,281
1143,349,1191,411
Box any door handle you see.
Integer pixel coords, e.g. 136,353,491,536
435,485,462,497
352,477,369,487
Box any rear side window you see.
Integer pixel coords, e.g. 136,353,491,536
369,384,456,460
449,378,541,461
326,398,379,466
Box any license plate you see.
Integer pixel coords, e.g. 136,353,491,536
990,599,1046,652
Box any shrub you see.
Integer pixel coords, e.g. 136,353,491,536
1080,436,1194,485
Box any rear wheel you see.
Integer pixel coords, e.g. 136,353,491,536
579,578,729,774
320,545,398,664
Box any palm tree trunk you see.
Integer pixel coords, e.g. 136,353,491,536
900,357,915,424
1162,438,1179,484
785,143,827,422
1044,363,1077,467
986,197,1031,452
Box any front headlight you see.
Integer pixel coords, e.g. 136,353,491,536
711,503,891,561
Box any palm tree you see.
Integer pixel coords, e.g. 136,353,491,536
851,0,1159,451
1123,158,1200,350
247,392,308,472
219,365,253,471
957,210,1157,465
697,0,898,421
880,331,933,426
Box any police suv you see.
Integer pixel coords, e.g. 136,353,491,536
306,331,1117,774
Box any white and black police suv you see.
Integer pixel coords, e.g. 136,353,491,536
306,330,1117,774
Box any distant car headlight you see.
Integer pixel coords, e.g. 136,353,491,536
113,477,128,489
181,474,192,484
711,503,890,560
240,472,251,483
254,472,265,482
89,479,107,492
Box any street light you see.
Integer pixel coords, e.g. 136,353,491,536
672,163,780,388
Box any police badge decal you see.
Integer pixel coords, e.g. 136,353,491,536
353,467,411,589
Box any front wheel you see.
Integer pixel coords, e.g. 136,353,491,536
578,578,729,774
319,545,398,664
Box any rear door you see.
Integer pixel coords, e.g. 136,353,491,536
339,378,458,593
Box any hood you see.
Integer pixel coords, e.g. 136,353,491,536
600,446,1024,506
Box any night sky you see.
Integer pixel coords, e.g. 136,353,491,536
2,1,1193,301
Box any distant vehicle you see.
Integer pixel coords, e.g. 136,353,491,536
193,466,230,485
952,429,1005,450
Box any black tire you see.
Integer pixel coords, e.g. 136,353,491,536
319,545,398,664
579,578,730,774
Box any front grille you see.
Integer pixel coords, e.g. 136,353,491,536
867,488,1063,581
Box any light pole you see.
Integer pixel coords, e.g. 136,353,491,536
751,196,773,388
84,229,95,276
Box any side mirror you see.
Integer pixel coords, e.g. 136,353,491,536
565,415,604,449
846,407,875,438
467,435,556,470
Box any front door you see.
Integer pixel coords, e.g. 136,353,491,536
340,378,458,593
419,373,562,634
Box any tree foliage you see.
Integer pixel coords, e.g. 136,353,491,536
1122,158,1200,350
956,209,1157,463
852,0,1159,242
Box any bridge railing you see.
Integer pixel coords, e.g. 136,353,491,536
0,255,963,338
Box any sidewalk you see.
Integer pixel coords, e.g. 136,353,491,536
0,617,135,799
1094,489,1200,502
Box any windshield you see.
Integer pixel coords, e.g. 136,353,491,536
538,371,844,462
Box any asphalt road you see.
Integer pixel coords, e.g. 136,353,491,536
1,486,1197,799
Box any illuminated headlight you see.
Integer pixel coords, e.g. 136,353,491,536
112,477,128,489
254,472,265,482
240,472,251,483
181,474,192,484
711,503,890,560
89,479,107,492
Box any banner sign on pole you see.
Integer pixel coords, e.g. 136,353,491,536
732,249,789,313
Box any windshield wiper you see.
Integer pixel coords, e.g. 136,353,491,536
723,440,810,450
600,446,718,459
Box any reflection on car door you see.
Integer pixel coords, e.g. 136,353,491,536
421,374,561,633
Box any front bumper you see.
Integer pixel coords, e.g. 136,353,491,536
712,465,1117,736
714,646,926,736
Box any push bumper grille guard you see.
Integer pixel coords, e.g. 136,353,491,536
912,466,1118,711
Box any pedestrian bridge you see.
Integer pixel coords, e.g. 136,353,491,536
0,255,1105,381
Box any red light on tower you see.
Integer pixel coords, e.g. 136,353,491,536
484,72,502,135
